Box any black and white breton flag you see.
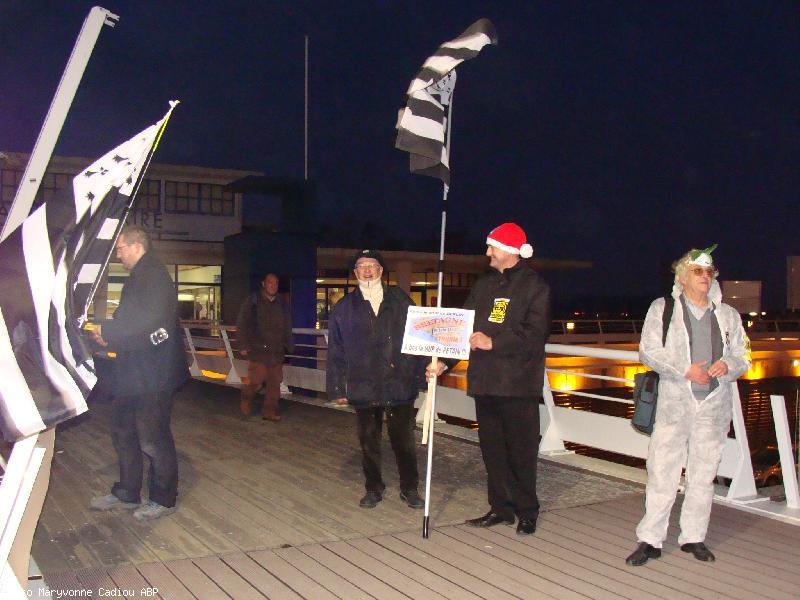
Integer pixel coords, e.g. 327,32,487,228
0,105,175,441
395,18,497,184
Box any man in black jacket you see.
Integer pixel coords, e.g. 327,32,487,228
326,249,425,509
90,226,189,521
429,223,551,535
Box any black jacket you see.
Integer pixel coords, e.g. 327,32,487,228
102,251,189,396
326,284,424,408
463,261,551,398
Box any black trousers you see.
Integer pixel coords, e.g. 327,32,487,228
110,390,179,507
474,395,541,520
355,404,419,493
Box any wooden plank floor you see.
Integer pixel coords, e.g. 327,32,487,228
33,381,799,598
40,499,800,600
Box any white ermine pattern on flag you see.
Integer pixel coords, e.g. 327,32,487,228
396,18,497,184
0,105,175,441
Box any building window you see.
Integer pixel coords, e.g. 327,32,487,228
133,178,161,212
177,265,222,320
100,263,221,322
34,172,71,207
164,181,234,216
2,169,72,214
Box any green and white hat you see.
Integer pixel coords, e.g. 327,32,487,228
688,244,717,267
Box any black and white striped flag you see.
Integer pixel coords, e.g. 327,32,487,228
0,104,176,441
396,18,497,184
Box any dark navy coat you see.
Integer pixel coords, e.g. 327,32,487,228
326,285,424,408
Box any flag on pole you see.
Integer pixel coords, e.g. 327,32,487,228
395,18,497,184
0,104,177,441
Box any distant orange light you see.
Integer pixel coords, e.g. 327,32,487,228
743,362,765,380
200,369,227,379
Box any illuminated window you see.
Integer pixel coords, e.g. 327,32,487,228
100,263,221,321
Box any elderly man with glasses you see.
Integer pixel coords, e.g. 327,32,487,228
626,245,750,566
326,249,425,509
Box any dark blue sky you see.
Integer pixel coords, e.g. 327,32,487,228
1,1,797,311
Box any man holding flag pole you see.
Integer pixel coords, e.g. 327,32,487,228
0,101,180,589
395,18,497,537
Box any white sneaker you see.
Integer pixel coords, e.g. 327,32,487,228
89,494,139,511
133,500,176,521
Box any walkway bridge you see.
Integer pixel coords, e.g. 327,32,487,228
183,323,799,524
5,324,800,598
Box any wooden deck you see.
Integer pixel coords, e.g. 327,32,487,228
33,381,799,599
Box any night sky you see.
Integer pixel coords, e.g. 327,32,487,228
1,1,797,313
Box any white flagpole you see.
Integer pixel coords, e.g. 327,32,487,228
0,7,117,592
422,82,454,539
304,34,309,181
1,7,119,243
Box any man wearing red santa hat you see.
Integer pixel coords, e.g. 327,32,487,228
429,222,551,535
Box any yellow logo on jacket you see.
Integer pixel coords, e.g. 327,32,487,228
489,298,510,323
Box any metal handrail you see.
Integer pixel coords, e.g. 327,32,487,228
180,322,759,504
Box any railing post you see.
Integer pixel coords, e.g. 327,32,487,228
725,383,758,501
219,329,242,385
769,395,799,508
539,371,569,455
182,327,202,377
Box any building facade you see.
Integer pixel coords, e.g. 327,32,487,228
1,153,592,328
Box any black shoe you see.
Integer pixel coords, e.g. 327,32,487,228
359,491,383,509
516,517,537,535
681,542,715,562
400,489,424,509
465,511,515,528
626,542,661,566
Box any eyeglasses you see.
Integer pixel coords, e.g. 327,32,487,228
355,263,381,271
690,267,717,277
115,243,132,252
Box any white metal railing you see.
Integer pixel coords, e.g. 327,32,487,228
541,344,758,503
181,323,769,504
183,322,800,522
545,318,800,343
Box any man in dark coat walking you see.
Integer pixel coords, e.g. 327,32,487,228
90,225,189,521
326,249,425,509
236,273,293,421
429,223,551,535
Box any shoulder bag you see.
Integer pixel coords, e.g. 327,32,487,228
632,296,674,435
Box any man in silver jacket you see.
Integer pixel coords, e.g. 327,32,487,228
626,245,750,566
